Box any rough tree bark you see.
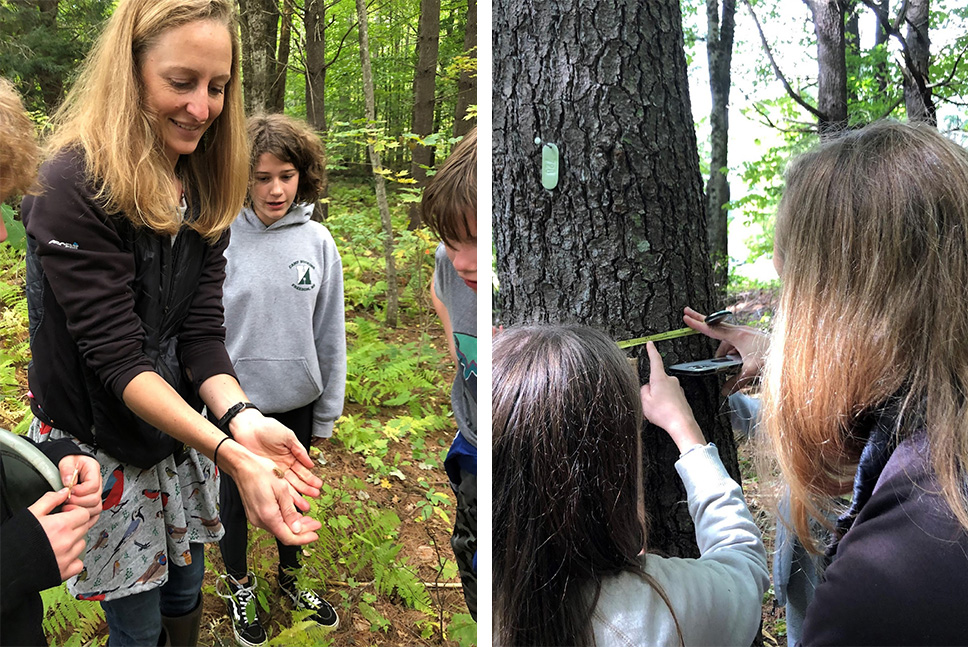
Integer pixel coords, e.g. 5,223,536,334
304,0,327,133
845,1,860,107
407,0,441,230
36,0,64,112
238,0,280,114
268,0,292,113
356,0,399,328
902,0,935,123
453,0,477,137
304,0,334,220
872,0,890,93
804,0,849,134
705,0,736,299
494,0,740,558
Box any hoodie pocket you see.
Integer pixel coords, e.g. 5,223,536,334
233,357,322,413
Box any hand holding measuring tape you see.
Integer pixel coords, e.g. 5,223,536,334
681,307,770,395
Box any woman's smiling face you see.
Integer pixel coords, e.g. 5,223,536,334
140,19,233,167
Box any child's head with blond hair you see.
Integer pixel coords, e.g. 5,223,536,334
0,77,39,203
0,77,40,242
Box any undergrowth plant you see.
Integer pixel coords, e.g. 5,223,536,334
0,241,31,432
40,584,106,647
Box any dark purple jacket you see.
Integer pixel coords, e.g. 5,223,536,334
21,149,236,468
801,430,968,645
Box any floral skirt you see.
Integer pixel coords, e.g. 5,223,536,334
29,419,223,601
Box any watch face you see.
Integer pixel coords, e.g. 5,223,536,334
0,429,62,511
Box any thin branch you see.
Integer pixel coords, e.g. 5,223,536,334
325,16,358,69
938,95,968,107
891,0,909,32
328,579,464,589
927,43,968,90
740,0,825,120
860,0,925,97
743,93,817,134
875,93,905,120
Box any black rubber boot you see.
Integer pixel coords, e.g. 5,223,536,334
161,594,202,647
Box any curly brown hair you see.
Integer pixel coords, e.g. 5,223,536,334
0,77,40,201
247,113,326,205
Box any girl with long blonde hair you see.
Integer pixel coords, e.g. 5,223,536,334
686,120,968,644
21,2,323,644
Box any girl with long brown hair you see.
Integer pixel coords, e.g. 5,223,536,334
493,327,768,646
686,120,968,644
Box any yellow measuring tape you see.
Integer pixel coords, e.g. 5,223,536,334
616,310,730,349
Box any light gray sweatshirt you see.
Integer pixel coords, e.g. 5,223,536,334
590,444,769,647
221,203,346,437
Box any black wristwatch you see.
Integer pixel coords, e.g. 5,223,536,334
217,402,260,433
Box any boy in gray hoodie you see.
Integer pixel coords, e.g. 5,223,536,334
422,128,477,619
216,114,345,647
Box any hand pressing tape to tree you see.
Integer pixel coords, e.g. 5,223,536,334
616,310,731,349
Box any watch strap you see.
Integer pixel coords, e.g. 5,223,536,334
217,401,260,433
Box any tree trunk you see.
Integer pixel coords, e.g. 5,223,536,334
872,0,890,94
407,0,442,230
454,0,477,137
238,0,280,114
804,0,849,135
494,0,739,558
705,0,735,301
304,0,329,220
357,0,399,329
903,0,935,123
845,1,860,107
268,0,292,113
36,0,64,112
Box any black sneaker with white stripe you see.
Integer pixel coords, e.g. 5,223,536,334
216,573,268,647
278,569,339,630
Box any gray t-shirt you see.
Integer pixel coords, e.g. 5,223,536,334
434,244,477,446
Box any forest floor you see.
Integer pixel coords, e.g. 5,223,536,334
197,313,470,647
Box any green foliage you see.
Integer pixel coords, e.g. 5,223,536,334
343,319,446,415
1,204,26,252
0,241,30,430
325,182,437,318
447,612,478,647
0,0,111,113
40,584,106,647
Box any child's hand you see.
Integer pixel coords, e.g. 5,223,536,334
28,488,90,581
640,341,707,452
58,455,102,531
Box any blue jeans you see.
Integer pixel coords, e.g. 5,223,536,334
101,543,205,646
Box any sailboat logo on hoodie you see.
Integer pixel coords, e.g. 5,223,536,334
289,260,317,291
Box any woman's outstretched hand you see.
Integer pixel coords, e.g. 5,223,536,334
640,341,707,452
229,411,323,546
683,307,770,395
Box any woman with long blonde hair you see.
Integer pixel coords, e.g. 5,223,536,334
21,2,322,645
686,120,968,644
